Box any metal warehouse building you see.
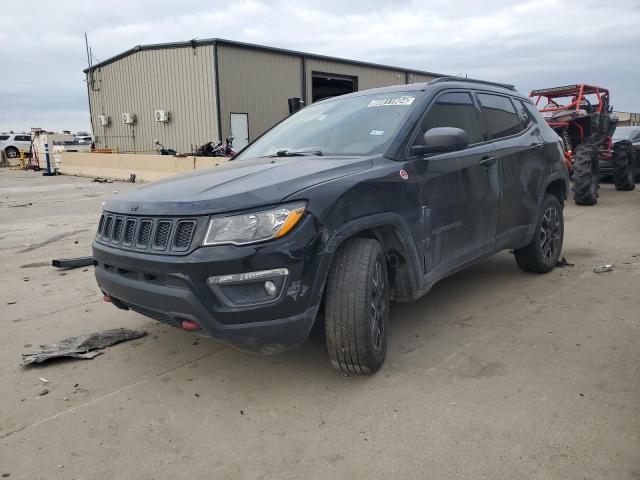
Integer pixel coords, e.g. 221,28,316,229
85,39,443,154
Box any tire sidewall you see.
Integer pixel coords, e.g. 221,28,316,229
534,195,564,271
5,147,18,158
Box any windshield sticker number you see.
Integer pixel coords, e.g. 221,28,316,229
368,96,415,107
369,130,385,136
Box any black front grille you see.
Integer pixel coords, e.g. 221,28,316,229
123,219,136,245
96,213,199,255
103,215,113,239
174,221,196,250
137,220,152,247
153,221,172,250
112,217,123,243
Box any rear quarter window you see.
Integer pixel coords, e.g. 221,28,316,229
0,135,9,141
476,93,523,139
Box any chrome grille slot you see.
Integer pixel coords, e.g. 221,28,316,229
103,215,114,240
173,221,196,250
123,219,136,245
97,214,105,236
137,220,153,248
112,217,124,243
153,220,172,250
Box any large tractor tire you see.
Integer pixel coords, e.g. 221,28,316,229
572,144,599,205
611,141,635,191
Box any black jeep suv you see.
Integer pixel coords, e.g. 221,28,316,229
93,77,569,374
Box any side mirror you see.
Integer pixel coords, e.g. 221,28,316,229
410,127,469,156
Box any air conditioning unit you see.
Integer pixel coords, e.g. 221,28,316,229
98,115,111,126
154,110,170,123
122,112,136,125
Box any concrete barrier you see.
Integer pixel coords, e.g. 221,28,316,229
59,152,231,183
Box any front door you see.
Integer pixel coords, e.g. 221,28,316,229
409,90,500,277
230,113,249,150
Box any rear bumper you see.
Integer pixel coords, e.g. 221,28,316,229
92,215,323,354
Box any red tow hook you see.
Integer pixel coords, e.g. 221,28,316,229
103,294,112,303
181,320,200,331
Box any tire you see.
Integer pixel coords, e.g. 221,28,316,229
324,237,389,375
5,147,19,159
572,144,599,205
611,141,635,191
514,194,564,273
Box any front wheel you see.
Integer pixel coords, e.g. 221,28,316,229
514,194,564,273
324,238,389,375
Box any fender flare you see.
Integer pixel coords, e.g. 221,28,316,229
308,213,423,307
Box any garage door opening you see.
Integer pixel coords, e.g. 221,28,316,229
312,72,357,102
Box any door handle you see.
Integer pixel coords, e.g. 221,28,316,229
530,143,543,151
479,156,497,168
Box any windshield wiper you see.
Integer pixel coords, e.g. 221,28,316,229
265,149,323,158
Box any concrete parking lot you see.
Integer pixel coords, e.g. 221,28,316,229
1,169,639,479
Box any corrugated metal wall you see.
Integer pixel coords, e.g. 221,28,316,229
407,72,437,84
217,45,303,142
88,45,217,153
304,59,408,101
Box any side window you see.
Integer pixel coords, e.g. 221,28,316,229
414,92,483,146
0,135,9,141
476,93,523,139
15,135,31,142
515,99,535,128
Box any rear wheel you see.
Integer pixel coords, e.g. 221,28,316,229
572,144,599,205
612,141,635,191
324,237,389,375
514,194,564,273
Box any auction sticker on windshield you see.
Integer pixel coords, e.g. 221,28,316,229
368,96,415,107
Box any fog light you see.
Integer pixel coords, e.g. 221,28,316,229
264,280,277,297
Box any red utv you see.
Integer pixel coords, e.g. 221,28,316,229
530,84,635,205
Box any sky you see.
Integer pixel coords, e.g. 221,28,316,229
1,0,639,133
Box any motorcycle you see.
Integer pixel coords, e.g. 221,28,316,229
194,135,237,158
154,140,177,156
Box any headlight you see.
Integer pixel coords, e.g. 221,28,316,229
203,202,306,246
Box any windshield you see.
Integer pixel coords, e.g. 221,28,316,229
235,92,421,160
612,127,639,141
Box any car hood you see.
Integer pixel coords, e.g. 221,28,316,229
104,155,373,216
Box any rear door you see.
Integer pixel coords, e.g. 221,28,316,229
408,90,500,277
475,93,544,249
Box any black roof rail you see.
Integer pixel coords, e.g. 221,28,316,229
428,76,516,91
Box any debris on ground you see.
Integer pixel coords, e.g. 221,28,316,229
127,173,136,183
39,389,49,396
51,256,93,269
22,328,146,366
593,264,615,273
92,177,113,183
39,377,49,383
556,257,574,267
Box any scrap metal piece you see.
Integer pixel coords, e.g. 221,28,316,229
21,328,146,366
593,264,615,273
51,257,94,269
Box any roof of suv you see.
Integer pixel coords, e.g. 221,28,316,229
318,76,522,103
